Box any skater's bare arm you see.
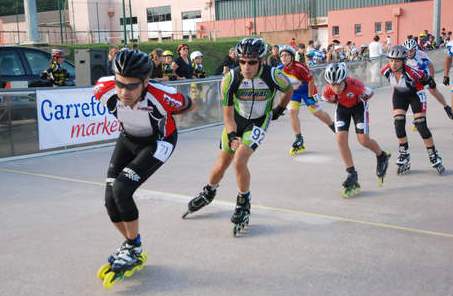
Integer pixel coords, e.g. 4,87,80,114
223,106,237,134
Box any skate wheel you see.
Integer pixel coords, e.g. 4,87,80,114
124,269,136,278
436,165,446,175
102,271,117,289
97,263,111,281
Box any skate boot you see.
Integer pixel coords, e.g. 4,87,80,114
376,151,391,186
231,193,251,236
182,185,216,218
97,240,128,281
342,171,360,198
102,242,148,289
428,148,446,175
396,147,410,175
289,136,305,156
444,105,453,120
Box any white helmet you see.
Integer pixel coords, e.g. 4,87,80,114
387,45,407,60
403,39,417,50
190,51,203,61
279,45,296,57
324,63,348,84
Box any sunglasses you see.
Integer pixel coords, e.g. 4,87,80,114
115,80,143,90
239,59,259,65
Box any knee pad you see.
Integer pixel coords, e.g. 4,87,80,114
413,116,432,139
393,114,407,139
111,174,139,222
105,178,121,223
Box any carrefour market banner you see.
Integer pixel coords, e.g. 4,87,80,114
36,88,120,150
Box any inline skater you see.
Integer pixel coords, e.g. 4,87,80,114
322,63,390,198
381,45,445,175
93,49,191,288
278,45,335,156
182,38,293,236
403,39,453,119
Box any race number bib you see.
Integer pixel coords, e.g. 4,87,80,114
250,126,266,146
153,141,174,162
416,90,427,103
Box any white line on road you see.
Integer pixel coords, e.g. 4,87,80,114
1,167,453,239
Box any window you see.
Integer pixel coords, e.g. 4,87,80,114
375,22,382,33
332,26,339,36
354,24,362,35
385,21,393,32
0,51,25,76
120,17,138,26
147,6,171,23
182,10,201,20
23,49,50,75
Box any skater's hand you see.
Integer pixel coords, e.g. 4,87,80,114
227,131,241,151
271,105,285,120
444,76,450,86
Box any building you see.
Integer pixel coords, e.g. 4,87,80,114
1,0,451,48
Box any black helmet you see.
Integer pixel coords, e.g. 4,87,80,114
387,45,407,60
113,48,152,80
235,38,268,59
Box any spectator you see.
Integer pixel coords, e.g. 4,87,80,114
107,47,119,75
41,49,70,86
368,35,383,83
267,45,280,67
369,35,383,59
173,43,193,79
149,48,164,80
385,35,392,50
295,43,306,64
191,50,207,78
289,37,297,49
215,47,238,75
162,50,176,81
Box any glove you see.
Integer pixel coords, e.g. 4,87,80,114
271,105,285,120
427,76,436,89
227,131,238,148
444,106,453,120
444,76,450,86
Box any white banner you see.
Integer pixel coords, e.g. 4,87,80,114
36,88,120,150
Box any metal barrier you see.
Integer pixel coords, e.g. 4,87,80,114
0,48,448,159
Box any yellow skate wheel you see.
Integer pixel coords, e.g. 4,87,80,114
97,263,111,280
124,268,136,278
102,271,117,289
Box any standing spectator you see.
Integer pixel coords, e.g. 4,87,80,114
107,47,119,75
41,49,70,86
369,35,384,59
295,43,306,64
191,51,207,78
369,35,384,83
385,35,393,51
215,48,238,75
149,48,163,80
289,37,297,49
267,45,280,67
173,43,193,79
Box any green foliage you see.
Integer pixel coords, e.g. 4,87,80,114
56,38,242,75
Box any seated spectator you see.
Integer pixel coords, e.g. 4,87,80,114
150,48,164,80
267,45,280,67
191,51,207,78
162,50,177,81
173,43,193,79
295,43,305,64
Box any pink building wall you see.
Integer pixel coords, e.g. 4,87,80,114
196,12,309,38
328,0,453,46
